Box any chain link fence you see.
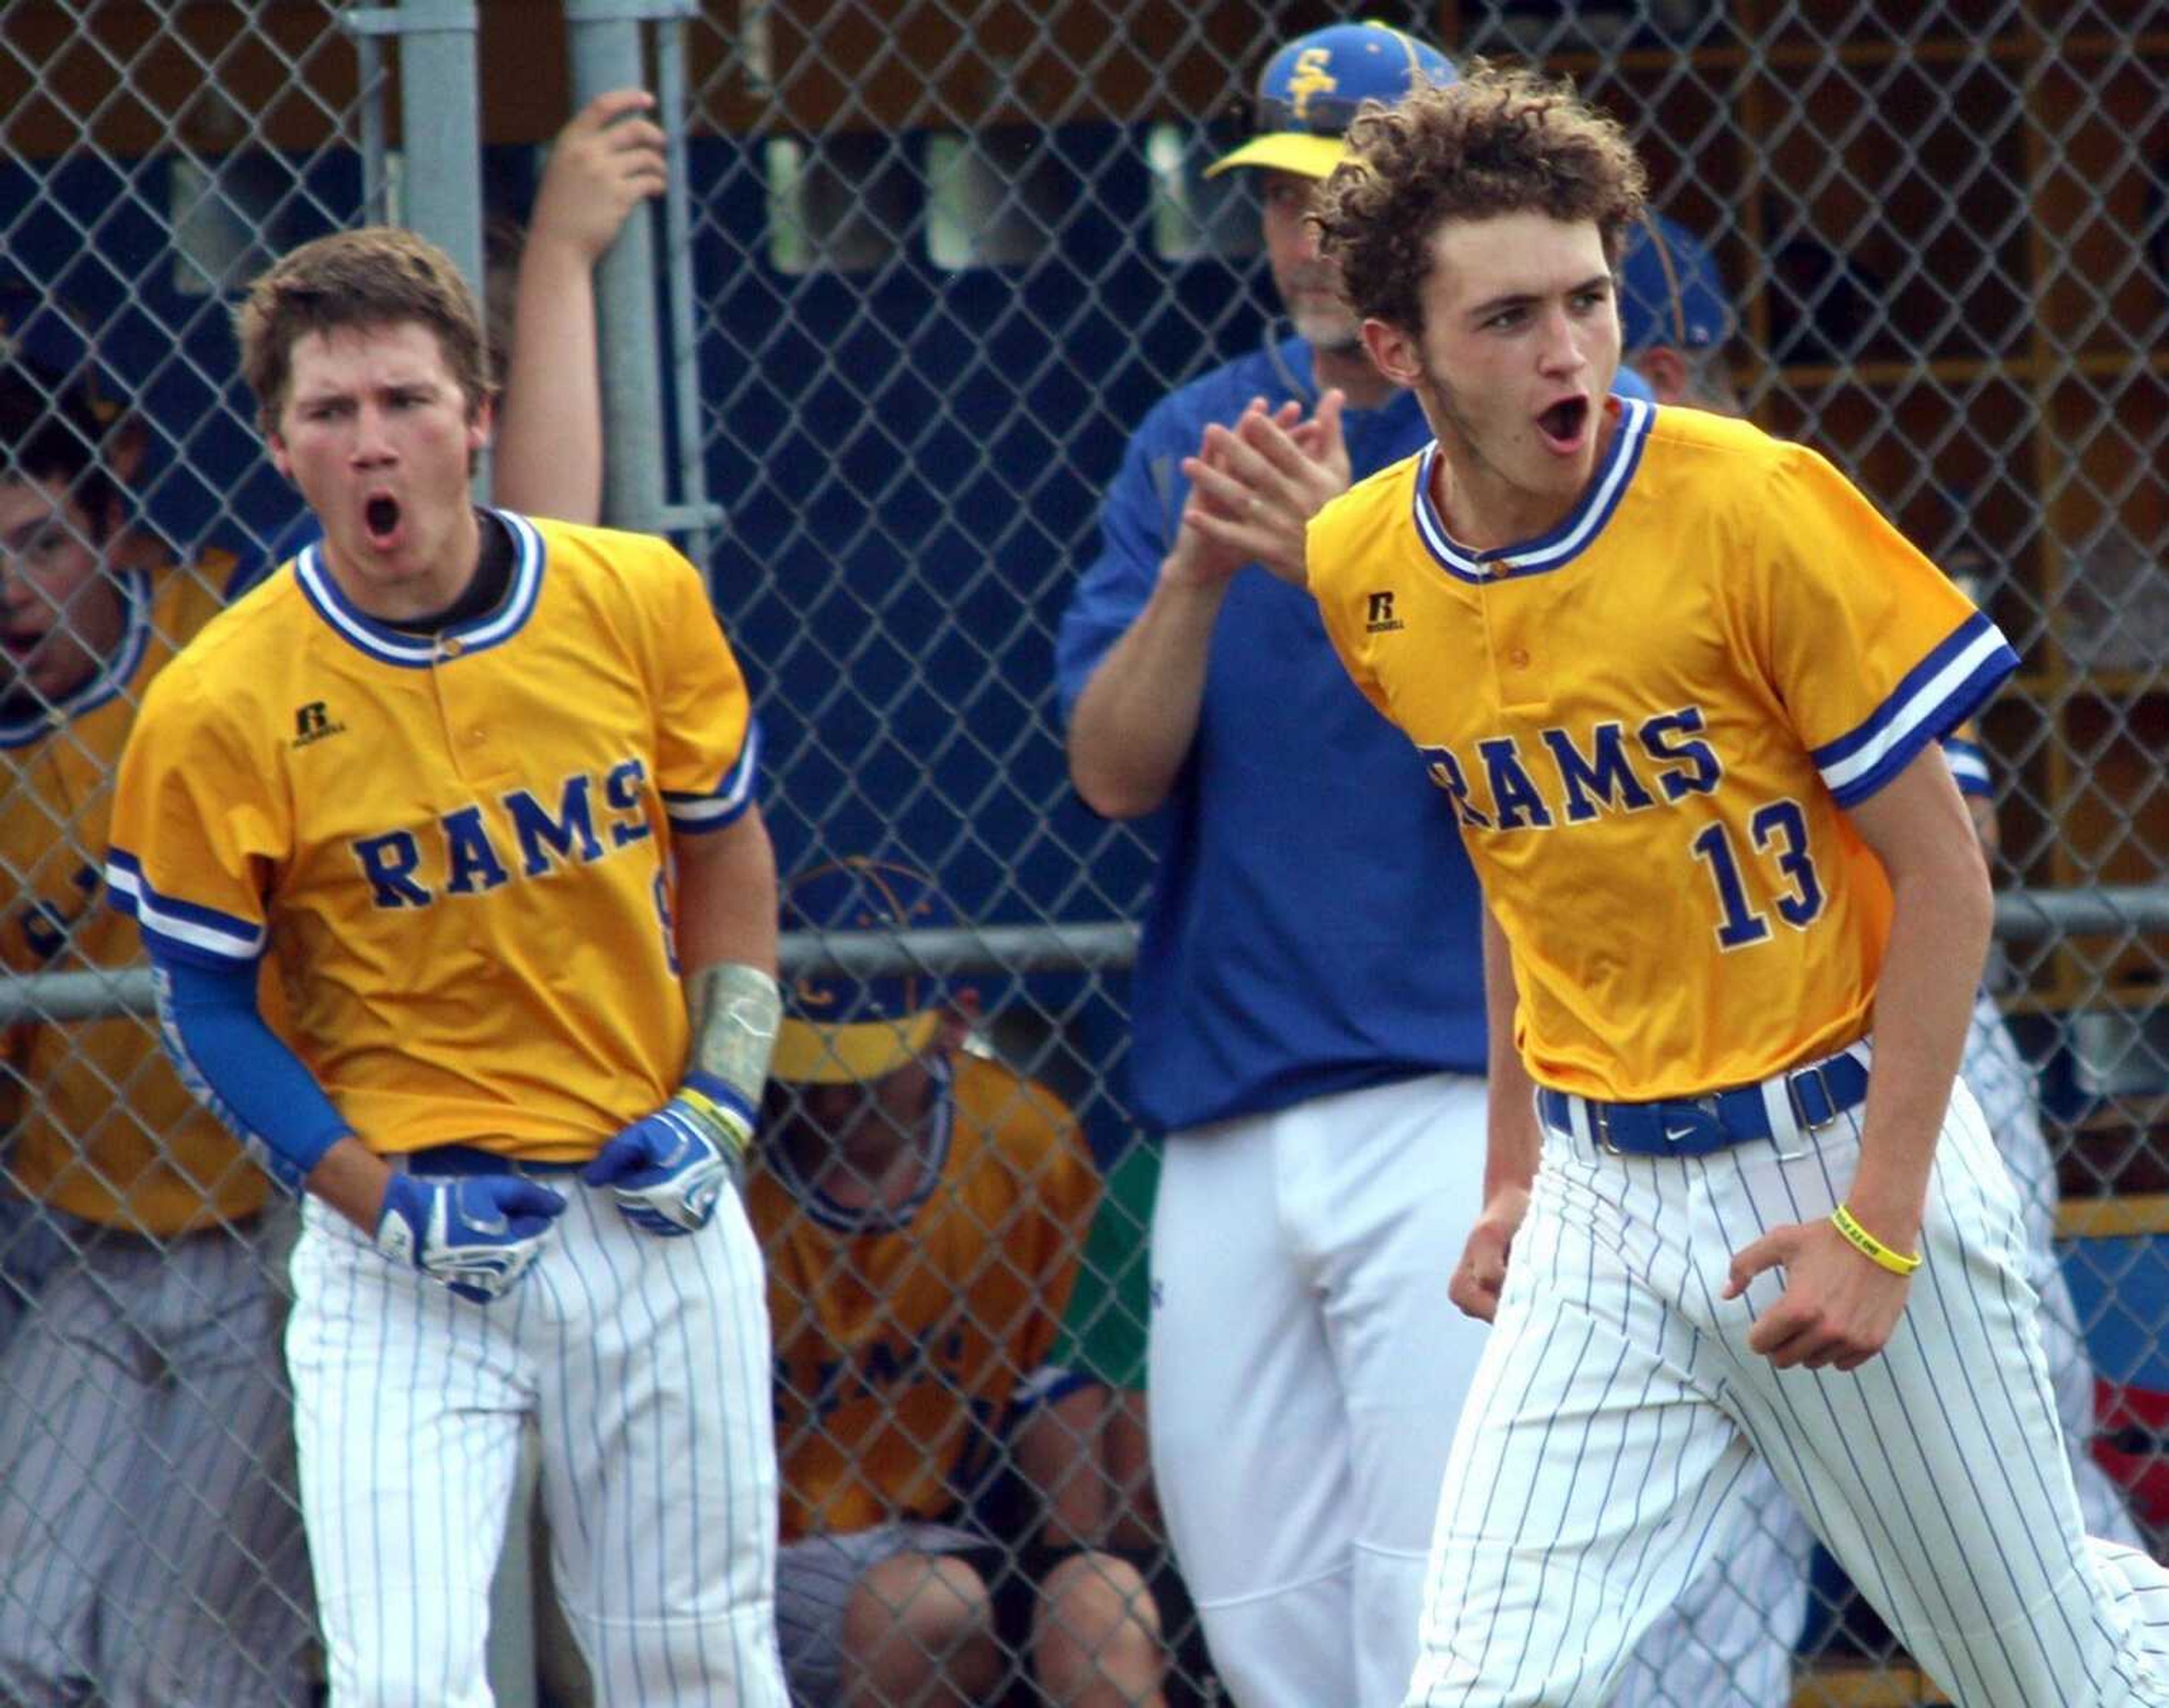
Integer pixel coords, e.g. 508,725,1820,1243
2,2,2166,1703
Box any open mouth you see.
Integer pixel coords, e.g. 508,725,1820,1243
1537,397,1590,450
363,494,402,548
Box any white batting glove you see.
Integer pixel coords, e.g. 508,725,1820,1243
582,1072,754,1237
374,1174,568,1302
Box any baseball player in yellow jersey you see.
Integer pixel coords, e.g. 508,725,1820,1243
1604,221,2153,1708
102,228,788,1706
1278,67,2169,1706
0,361,313,1703
752,858,1166,1708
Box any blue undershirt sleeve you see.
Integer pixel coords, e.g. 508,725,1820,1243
150,951,353,1195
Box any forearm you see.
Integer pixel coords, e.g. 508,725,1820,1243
1066,572,1229,818
1481,903,1542,1199
1848,861,1993,1247
668,807,781,1126
672,807,779,978
153,957,365,1214
1017,1385,1109,1549
494,238,603,522
305,1135,398,1232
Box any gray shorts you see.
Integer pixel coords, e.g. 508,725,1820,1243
776,1523,986,1706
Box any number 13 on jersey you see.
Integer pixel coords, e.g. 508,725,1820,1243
1689,799,1826,951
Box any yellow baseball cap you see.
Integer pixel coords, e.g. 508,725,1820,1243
772,859,950,1086
1205,21,1457,181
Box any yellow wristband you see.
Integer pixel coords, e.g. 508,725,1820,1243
1830,1204,1921,1276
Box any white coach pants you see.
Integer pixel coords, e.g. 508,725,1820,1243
288,1176,786,1708
1148,1071,1491,1708
1405,1057,2169,1707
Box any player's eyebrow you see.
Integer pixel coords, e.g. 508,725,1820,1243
1,513,61,554
1465,273,1614,322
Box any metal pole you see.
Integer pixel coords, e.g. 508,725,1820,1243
358,32,389,223
389,0,484,311
564,0,670,533
657,12,721,566
18,891,2169,1026
393,0,487,494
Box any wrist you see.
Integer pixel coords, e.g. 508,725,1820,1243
1155,545,1237,596
373,1173,429,1263
1830,1202,1922,1276
1837,1177,1926,1252
685,962,779,1122
677,1072,755,1157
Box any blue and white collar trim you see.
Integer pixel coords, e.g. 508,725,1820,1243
0,565,154,749
785,1053,956,1236
294,509,545,669
1412,396,1654,585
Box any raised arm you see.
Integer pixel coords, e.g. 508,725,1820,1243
493,89,668,522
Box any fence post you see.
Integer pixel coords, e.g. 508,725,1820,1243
394,0,489,494
564,0,670,534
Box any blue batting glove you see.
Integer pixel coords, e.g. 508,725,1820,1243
374,1173,568,1302
583,1072,754,1237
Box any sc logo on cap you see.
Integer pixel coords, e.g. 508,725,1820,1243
1287,47,1338,123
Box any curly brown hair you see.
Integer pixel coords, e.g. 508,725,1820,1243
234,226,495,437
1311,62,1647,338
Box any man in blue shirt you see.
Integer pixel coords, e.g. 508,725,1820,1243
1055,25,1496,1707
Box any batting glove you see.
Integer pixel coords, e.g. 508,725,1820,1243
583,1071,754,1237
374,1173,568,1303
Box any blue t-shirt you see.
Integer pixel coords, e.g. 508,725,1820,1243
1056,334,1490,1134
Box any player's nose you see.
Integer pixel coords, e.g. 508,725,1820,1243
1536,306,1588,374
350,402,398,463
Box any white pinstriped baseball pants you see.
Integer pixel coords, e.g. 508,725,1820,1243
1404,1051,2169,1707
0,1209,311,1708
1611,1000,2151,1708
288,1174,786,1708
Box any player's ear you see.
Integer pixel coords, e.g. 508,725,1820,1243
1636,346,1692,406
265,427,295,485
938,990,981,1051
1362,316,1423,390
467,391,495,454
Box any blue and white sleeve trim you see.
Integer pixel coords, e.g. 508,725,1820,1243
1013,1360,1094,1412
105,850,267,966
1941,735,1992,799
1810,612,2020,808
664,717,761,833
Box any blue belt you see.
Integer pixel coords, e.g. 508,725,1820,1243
1536,1052,1869,1157
403,1144,585,1177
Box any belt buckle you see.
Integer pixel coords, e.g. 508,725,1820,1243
1785,1064,1839,1138
1592,1101,1623,1157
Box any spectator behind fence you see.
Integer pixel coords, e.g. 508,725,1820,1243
1055,25,1509,1705
1605,212,2153,1708
1042,1139,1223,1706
242,85,665,577
753,857,1166,1708
0,361,313,1703
103,225,790,1703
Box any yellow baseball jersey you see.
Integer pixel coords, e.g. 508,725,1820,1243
3,553,272,1234
104,513,759,1159
751,1051,1099,1543
1309,399,2018,1101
